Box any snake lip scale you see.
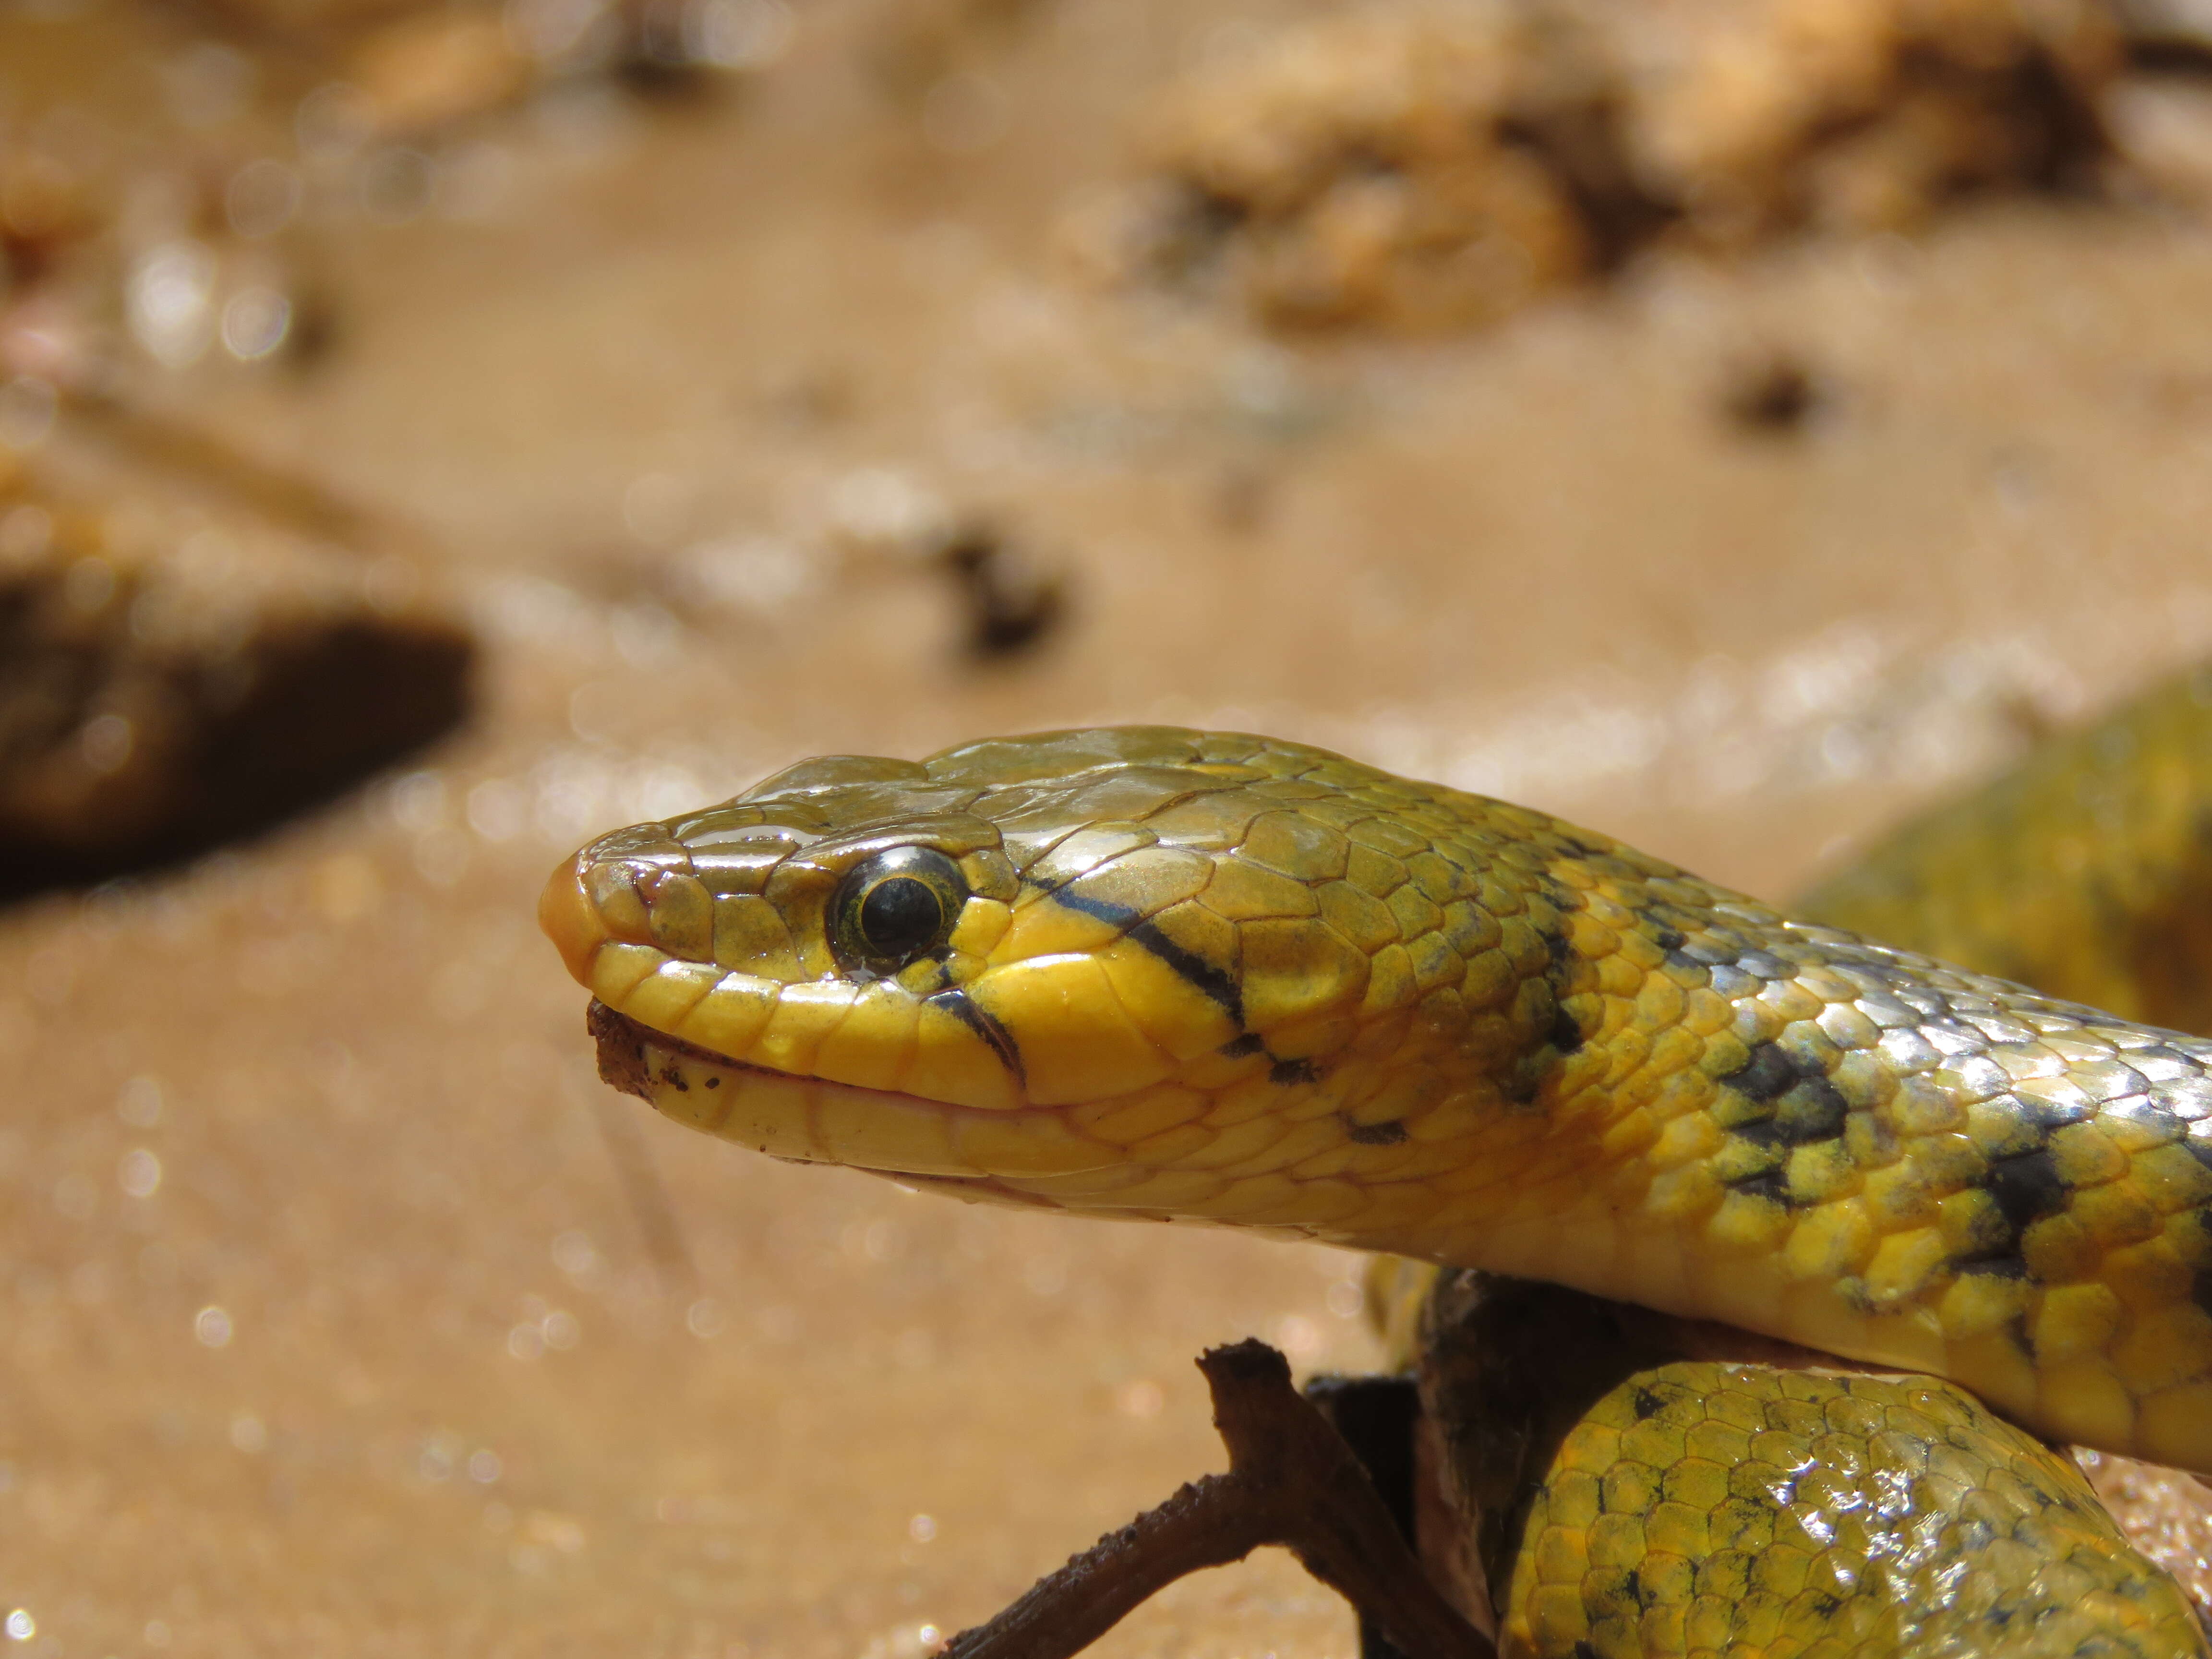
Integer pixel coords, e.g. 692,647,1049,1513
586,996,1066,1214
589,997,1036,1179
588,997,783,1109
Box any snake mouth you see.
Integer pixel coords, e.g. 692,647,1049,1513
588,998,757,1101
583,999,1130,1184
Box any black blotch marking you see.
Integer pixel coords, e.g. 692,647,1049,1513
1220,1033,1266,1058
662,1068,689,1093
1539,926,1575,975
924,987,1026,1084
1732,1075,1848,1152
2016,1095,2091,1133
1725,1169,1792,1206
1532,871,1585,918
1631,1386,1666,1420
1719,1043,1851,1202
1551,1004,1586,1055
1524,874,1591,1085
1048,886,1247,1025
1955,1254,2031,1279
1572,1644,1600,1659
1723,1041,1798,1104
1270,1057,1319,1087
1984,1148,2069,1233
1622,1570,1646,1610
1653,926,1686,953
1346,1119,1408,1146
705,1076,721,1089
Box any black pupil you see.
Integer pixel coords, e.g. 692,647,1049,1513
858,876,943,958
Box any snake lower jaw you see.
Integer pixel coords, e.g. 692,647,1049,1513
583,1000,1132,1184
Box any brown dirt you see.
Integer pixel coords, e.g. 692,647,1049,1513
10,2,2212,1657
0,457,471,897
1100,0,2118,331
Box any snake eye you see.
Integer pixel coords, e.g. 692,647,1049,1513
831,846,967,972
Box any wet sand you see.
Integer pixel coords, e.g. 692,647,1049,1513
11,2,2212,1655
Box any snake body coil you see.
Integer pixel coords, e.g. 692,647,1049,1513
1420,1272,2206,1659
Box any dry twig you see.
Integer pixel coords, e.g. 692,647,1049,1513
940,1339,1492,1659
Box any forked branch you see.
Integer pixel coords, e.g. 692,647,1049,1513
939,1339,1493,1659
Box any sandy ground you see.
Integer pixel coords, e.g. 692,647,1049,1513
11,2,2212,1655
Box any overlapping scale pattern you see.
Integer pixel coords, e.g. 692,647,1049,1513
1421,1274,2208,1659
542,725,2212,1472
1516,1365,2205,1659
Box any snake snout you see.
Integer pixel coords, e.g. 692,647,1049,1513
538,852,606,984
542,838,725,986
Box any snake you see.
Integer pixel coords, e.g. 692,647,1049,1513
539,708,2212,1657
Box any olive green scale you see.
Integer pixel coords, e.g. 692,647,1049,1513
1419,1274,2209,1659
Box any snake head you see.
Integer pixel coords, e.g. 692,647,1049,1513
541,725,1616,1238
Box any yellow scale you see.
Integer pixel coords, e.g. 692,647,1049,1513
542,699,2212,1659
